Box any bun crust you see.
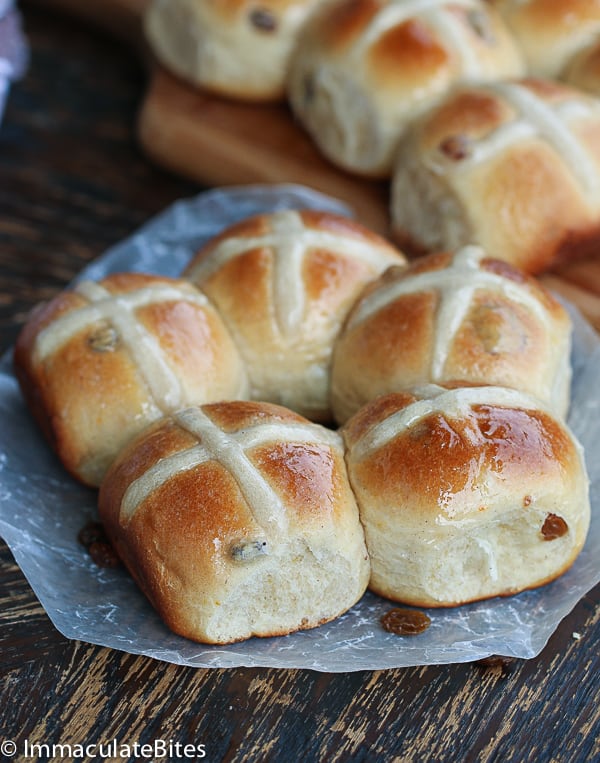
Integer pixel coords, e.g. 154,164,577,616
343,386,590,607
184,209,405,422
391,78,600,273
99,400,370,644
331,246,572,424
288,0,524,176
144,0,321,101
14,273,248,486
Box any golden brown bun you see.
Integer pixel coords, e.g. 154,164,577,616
342,386,590,607
391,77,600,274
144,0,322,101
13,273,248,487
331,246,572,424
288,0,524,176
490,0,600,79
183,209,405,422
99,400,370,645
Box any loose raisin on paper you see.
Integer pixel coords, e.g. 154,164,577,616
380,608,431,635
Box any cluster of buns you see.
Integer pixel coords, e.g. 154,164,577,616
14,208,591,645
144,0,600,275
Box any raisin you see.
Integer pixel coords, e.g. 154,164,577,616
77,520,107,548
231,539,268,562
88,541,120,569
249,8,277,32
475,655,513,668
439,135,472,161
541,513,568,540
474,655,515,675
380,608,431,635
87,323,119,352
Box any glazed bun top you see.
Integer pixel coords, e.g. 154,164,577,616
343,383,588,528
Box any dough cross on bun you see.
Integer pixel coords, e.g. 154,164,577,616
185,209,398,339
119,405,340,540
345,245,554,381
34,279,210,414
184,209,405,421
456,81,600,200
390,77,600,273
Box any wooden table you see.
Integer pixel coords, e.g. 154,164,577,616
0,6,598,761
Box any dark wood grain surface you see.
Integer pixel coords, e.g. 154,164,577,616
1,6,599,762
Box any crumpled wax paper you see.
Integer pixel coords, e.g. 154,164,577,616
1,184,599,672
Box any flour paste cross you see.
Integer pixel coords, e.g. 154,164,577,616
119,407,342,538
35,280,210,413
346,245,551,380
185,210,398,338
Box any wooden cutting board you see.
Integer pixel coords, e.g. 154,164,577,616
31,0,600,333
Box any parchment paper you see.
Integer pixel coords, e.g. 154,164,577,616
1,185,598,671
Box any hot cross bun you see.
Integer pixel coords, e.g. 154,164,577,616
14,273,249,487
390,77,600,273
184,209,405,423
342,385,590,607
287,0,524,176
144,0,322,101
99,400,370,645
331,246,572,424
